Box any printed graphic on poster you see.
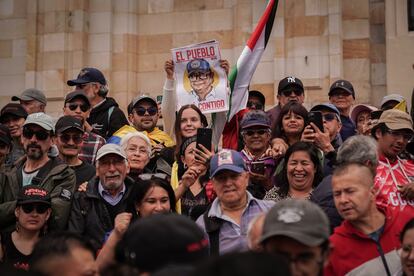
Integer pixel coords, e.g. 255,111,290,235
171,40,228,113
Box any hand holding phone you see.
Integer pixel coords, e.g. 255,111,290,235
308,111,324,132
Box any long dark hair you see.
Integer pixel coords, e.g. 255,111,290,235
275,142,323,198
272,101,308,142
127,177,176,220
400,218,414,242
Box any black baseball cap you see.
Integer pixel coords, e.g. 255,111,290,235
278,76,304,95
0,103,28,123
17,185,51,206
0,124,12,146
55,116,84,134
67,67,107,86
329,79,355,99
248,90,265,106
64,90,91,106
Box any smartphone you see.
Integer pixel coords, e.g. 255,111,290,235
308,111,324,132
250,161,265,175
196,128,212,151
370,110,383,120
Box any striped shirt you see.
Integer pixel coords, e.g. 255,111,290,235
196,192,274,255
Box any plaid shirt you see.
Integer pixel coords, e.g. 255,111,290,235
79,131,106,165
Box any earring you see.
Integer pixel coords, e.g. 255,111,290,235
183,163,187,169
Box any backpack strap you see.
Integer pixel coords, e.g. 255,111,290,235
203,205,223,256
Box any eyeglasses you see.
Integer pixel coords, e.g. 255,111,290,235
58,133,83,144
67,103,89,112
189,72,210,81
247,101,264,110
322,113,338,122
21,204,49,214
281,90,303,97
387,130,413,141
126,147,148,155
242,129,270,136
138,173,169,181
134,106,158,116
23,128,50,141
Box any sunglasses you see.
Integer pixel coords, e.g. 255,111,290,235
21,204,49,214
67,103,89,112
247,102,264,110
58,133,83,144
322,113,338,122
135,106,158,116
281,90,303,97
76,83,94,89
138,173,169,181
23,128,50,141
242,129,269,136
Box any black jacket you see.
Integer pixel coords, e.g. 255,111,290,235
87,97,129,139
67,176,135,251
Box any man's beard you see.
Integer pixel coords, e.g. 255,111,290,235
26,143,44,160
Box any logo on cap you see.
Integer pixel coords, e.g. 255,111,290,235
25,188,47,197
336,81,344,87
287,77,296,83
79,69,88,77
277,207,304,223
189,60,201,69
218,150,233,166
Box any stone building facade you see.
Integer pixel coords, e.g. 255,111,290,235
0,0,413,116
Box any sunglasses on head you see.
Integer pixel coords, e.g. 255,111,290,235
135,106,158,116
242,129,269,136
322,113,338,122
67,103,89,112
247,102,264,110
281,90,303,97
23,127,50,141
58,133,83,144
21,204,49,214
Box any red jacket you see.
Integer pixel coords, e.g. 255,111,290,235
222,109,249,150
325,206,414,276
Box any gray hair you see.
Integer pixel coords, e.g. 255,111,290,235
336,135,378,174
120,131,152,156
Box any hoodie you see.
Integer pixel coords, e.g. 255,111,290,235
325,206,413,276
374,155,414,210
87,97,129,139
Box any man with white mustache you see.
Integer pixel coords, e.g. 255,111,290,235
68,143,135,251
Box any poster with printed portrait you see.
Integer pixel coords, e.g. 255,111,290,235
171,40,229,114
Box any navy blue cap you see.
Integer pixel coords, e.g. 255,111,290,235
310,103,340,116
240,110,271,129
210,149,246,178
187,59,211,75
278,76,304,94
67,67,107,86
329,79,355,99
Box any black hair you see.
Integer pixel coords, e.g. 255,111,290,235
400,218,414,242
127,177,176,220
275,141,323,198
31,232,96,269
371,123,389,140
273,101,308,140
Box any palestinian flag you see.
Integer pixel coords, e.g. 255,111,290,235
227,0,279,121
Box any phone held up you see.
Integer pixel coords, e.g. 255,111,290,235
308,111,324,132
196,128,212,152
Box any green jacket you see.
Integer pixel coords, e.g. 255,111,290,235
0,157,76,232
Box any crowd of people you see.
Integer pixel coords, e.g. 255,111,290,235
0,60,414,276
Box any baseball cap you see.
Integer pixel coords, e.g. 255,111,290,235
12,88,47,105
64,90,91,106
372,109,413,133
210,149,246,178
248,90,266,106
0,103,28,123
260,199,330,247
131,95,157,109
350,104,377,123
96,143,127,161
277,76,304,95
329,79,355,99
186,59,211,75
240,110,271,129
116,214,208,272
23,112,55,132
310,103,340,116
17,185,51,206
380,94,405,108
67,67,107,86
0,124,12,146
55,116,84,134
